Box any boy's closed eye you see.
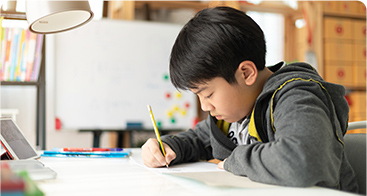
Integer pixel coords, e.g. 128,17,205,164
205,93,213,99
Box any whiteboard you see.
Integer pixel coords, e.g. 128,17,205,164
54,19,197,130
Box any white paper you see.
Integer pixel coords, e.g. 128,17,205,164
130,151,278,189
129,154,223,173
168,171,278,188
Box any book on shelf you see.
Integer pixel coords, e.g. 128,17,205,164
0,27,44,82
1,162,45,196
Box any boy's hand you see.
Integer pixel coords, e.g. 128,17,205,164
217,159,226,169
141,138,176,168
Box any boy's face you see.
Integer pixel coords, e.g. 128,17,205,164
190,72,257,123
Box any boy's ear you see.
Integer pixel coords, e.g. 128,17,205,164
238,61,257,86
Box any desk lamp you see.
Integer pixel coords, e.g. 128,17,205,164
26,0,94,34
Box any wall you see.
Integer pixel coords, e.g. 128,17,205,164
1,7,287,150
0,8,195,150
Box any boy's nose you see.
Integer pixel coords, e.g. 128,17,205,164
200,98,214,112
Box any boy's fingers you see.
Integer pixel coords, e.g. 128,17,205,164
217,161,224,169
164,146,176,165
147,140,166,166
151,147,167,166
165,155,175,166
142,138,165,167
141,138,176,167
217,158,226,170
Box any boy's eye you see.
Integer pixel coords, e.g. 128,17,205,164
205,93,213,99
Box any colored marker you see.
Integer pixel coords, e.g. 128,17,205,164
147,105,168,168
62,148,123,152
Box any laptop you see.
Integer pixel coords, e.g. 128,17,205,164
0,118,57,181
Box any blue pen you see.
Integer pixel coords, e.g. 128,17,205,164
42,149,131,157
41,154,128,158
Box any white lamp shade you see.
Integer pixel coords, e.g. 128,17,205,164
26,1,94,34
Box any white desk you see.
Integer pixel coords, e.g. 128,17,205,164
37,149,358,196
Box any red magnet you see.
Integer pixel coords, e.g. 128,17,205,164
55,117,62,131
184,102,190,108
165,92,171,99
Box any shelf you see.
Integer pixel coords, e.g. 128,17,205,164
345,86,367,92
133,1,299,15
0,11,26,20
323,10,366,20
1,81,39,86
1,10,46,150
134,1,208,11
241,1,299,15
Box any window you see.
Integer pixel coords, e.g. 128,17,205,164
247,11,285,66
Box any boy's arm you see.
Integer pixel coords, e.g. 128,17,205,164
161,115,214,165
224,84,346,188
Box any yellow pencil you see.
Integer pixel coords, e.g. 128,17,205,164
147,105,168,167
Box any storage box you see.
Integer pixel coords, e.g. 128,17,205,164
355,113,366,121
324,61,353,86
356,1,366,14
352,20,366,41
348,91,366,134
349,91,366,114
323,1,340,12
324,17,353,41
324,42,353,61
339,1,358,13
353,43,366,61
353,62,367,87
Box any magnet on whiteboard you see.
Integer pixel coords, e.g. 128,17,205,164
175,92,182,99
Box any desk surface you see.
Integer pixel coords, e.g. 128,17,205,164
37,149,357,196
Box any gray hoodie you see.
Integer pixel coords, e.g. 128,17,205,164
161,62,358,193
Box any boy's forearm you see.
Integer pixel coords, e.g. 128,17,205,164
161,129,213,164
161,117,214,164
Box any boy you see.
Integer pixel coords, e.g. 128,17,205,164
141,6,358,192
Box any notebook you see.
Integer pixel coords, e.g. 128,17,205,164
0,118,57,180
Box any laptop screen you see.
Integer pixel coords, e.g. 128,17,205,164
1,119,39,159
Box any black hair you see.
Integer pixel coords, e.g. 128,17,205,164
169,6,266,90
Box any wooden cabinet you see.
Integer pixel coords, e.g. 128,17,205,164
298,1,366,133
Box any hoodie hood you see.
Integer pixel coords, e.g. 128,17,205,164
253,62,349,142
